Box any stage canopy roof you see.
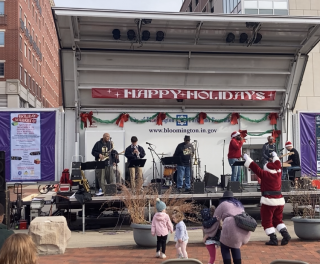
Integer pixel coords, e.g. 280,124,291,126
53,8,320,114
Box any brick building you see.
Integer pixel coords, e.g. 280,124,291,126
180,0,223,13
0,0,60,108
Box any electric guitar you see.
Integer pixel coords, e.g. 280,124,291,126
279,152,294,159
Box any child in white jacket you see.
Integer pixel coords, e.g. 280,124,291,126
172,210,189,259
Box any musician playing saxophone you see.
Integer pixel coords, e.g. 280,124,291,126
125,136,146,188
92,133,116,193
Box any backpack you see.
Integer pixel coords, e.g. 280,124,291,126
60,169,72,185
200,208,211,221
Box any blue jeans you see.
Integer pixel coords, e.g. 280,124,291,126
228,158,241,182
176,165,191,189
282,166,301,180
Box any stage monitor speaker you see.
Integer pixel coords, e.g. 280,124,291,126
0,151,5,207
281,180,291,192
105,184,117,196
227,181,241,193
151,183,162,195
204,172,219,187
193,182,205,194
221,174,231,188
294,170,301,178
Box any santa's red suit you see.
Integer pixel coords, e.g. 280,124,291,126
243,152,291,246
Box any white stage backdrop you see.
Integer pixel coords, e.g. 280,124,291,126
80,113,272,185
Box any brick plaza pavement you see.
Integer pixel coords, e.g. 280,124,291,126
39,239,320,264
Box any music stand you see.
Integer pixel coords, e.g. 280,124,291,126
232,160,245,192
128,159,146,168
81,161,106,170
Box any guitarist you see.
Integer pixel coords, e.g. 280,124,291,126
92,133,116,194
261,136,277,167
283,141,300,179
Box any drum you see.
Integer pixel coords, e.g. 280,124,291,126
164,166,176,177
312,179,320,189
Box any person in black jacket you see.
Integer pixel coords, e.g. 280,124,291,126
125,136,146,188
92,133,116,193
0,203,14,250
173,135,194,193
261,136,277,166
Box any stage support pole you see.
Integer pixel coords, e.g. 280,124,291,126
148,200,151,222
82,203,85,234
209,199,212,208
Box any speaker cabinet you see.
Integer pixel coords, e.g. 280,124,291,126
221,174,231,188
204,172,219,187
193,182,205,194
105,184,117,196
0,151,5,207
294,170,301,178
151,183,161,195
227,181,241,193
281,180,291,192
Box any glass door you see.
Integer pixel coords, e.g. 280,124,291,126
243,148,262,183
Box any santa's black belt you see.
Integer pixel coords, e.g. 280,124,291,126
262,191,281,196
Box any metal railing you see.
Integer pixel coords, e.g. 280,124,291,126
33,0,42,15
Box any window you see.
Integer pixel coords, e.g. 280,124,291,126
19,6,22,19
35,12,37,23
24,15,27,26
36,60,38,72
0,31,4,46
28,49,31,62
0,63,4,77
24,70,27,85
203,7,207,12
39,64,41,75
245,9,258,14
39,41,41,51
189,3,192,12
32,79,34,93
32,29,34,38
195,0,199,6
36,35,38,44
28,0,30,9
259,9,273,15
19,36,22,51
24,43,27,57
28,75,31,89
0,2,4,15
28,22,31,32
32,54,35,67
39,18,41,30
274,9,288,15
20,65,23,81
32,5,34,17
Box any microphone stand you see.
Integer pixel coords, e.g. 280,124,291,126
148,144,162,183
222,139,225,176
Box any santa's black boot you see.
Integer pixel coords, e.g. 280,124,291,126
265,233,278,246
233,259,242,264
223,260,232,264
280,228,291,245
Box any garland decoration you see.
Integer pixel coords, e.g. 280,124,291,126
80,112,277,129
247,129,273,137
116,113,129,127
268,113,279,125
230,113,240,125
239,130,248,142
198,112,207,124
156,113,166,126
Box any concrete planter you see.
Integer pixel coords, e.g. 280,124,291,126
131,223,171,247
291,216,320,240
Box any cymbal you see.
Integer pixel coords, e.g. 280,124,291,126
157,153,169,156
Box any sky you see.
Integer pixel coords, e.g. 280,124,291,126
53,0,183,12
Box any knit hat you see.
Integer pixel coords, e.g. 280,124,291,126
184,135,191,141
156,198,166,212
285,141,293,147
231,131,240,138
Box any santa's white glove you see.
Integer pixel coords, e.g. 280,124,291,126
271,151,277,157
243,153,249,160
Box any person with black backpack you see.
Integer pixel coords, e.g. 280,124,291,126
201,206,221,264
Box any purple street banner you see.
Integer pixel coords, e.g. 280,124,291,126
10,113,41,181
316,115,320,175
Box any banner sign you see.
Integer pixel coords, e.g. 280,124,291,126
92,88,276,101
316,115,320,174
10,113,41,180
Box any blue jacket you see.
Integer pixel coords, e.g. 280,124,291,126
174,220,189,242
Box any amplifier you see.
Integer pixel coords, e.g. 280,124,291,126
281,180,291,192
151,183,162,195
193,182,205,194
204,173,219,187
221,174,231,188
227,181,241,193
105,184,117,196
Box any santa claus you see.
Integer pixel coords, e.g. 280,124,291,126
243,151,291,246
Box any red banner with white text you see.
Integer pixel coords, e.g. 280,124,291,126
92,88,276,101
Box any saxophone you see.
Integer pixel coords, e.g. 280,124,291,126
80,170,90,193
99,141,114,161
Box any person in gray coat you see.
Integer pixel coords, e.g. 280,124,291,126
211,191,251,264
261,136,277,166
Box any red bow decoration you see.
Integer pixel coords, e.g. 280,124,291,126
239,130,247,142
230,113,240,125
116,113,129,127
80,111,93,128
271,130,281,143
269,113,279,125
198,112,207,124
156,112,166,126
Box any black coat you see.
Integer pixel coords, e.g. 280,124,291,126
91,138,119,164
125,145,146,161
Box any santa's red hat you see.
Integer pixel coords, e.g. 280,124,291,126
285,141,293,147
231,131,240,138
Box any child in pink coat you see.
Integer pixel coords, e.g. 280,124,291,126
151,198,174,259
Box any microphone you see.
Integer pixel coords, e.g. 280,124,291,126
279,148,284,152
194,140,197,142
146,142,153,145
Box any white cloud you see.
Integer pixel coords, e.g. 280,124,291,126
54,0,183,12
